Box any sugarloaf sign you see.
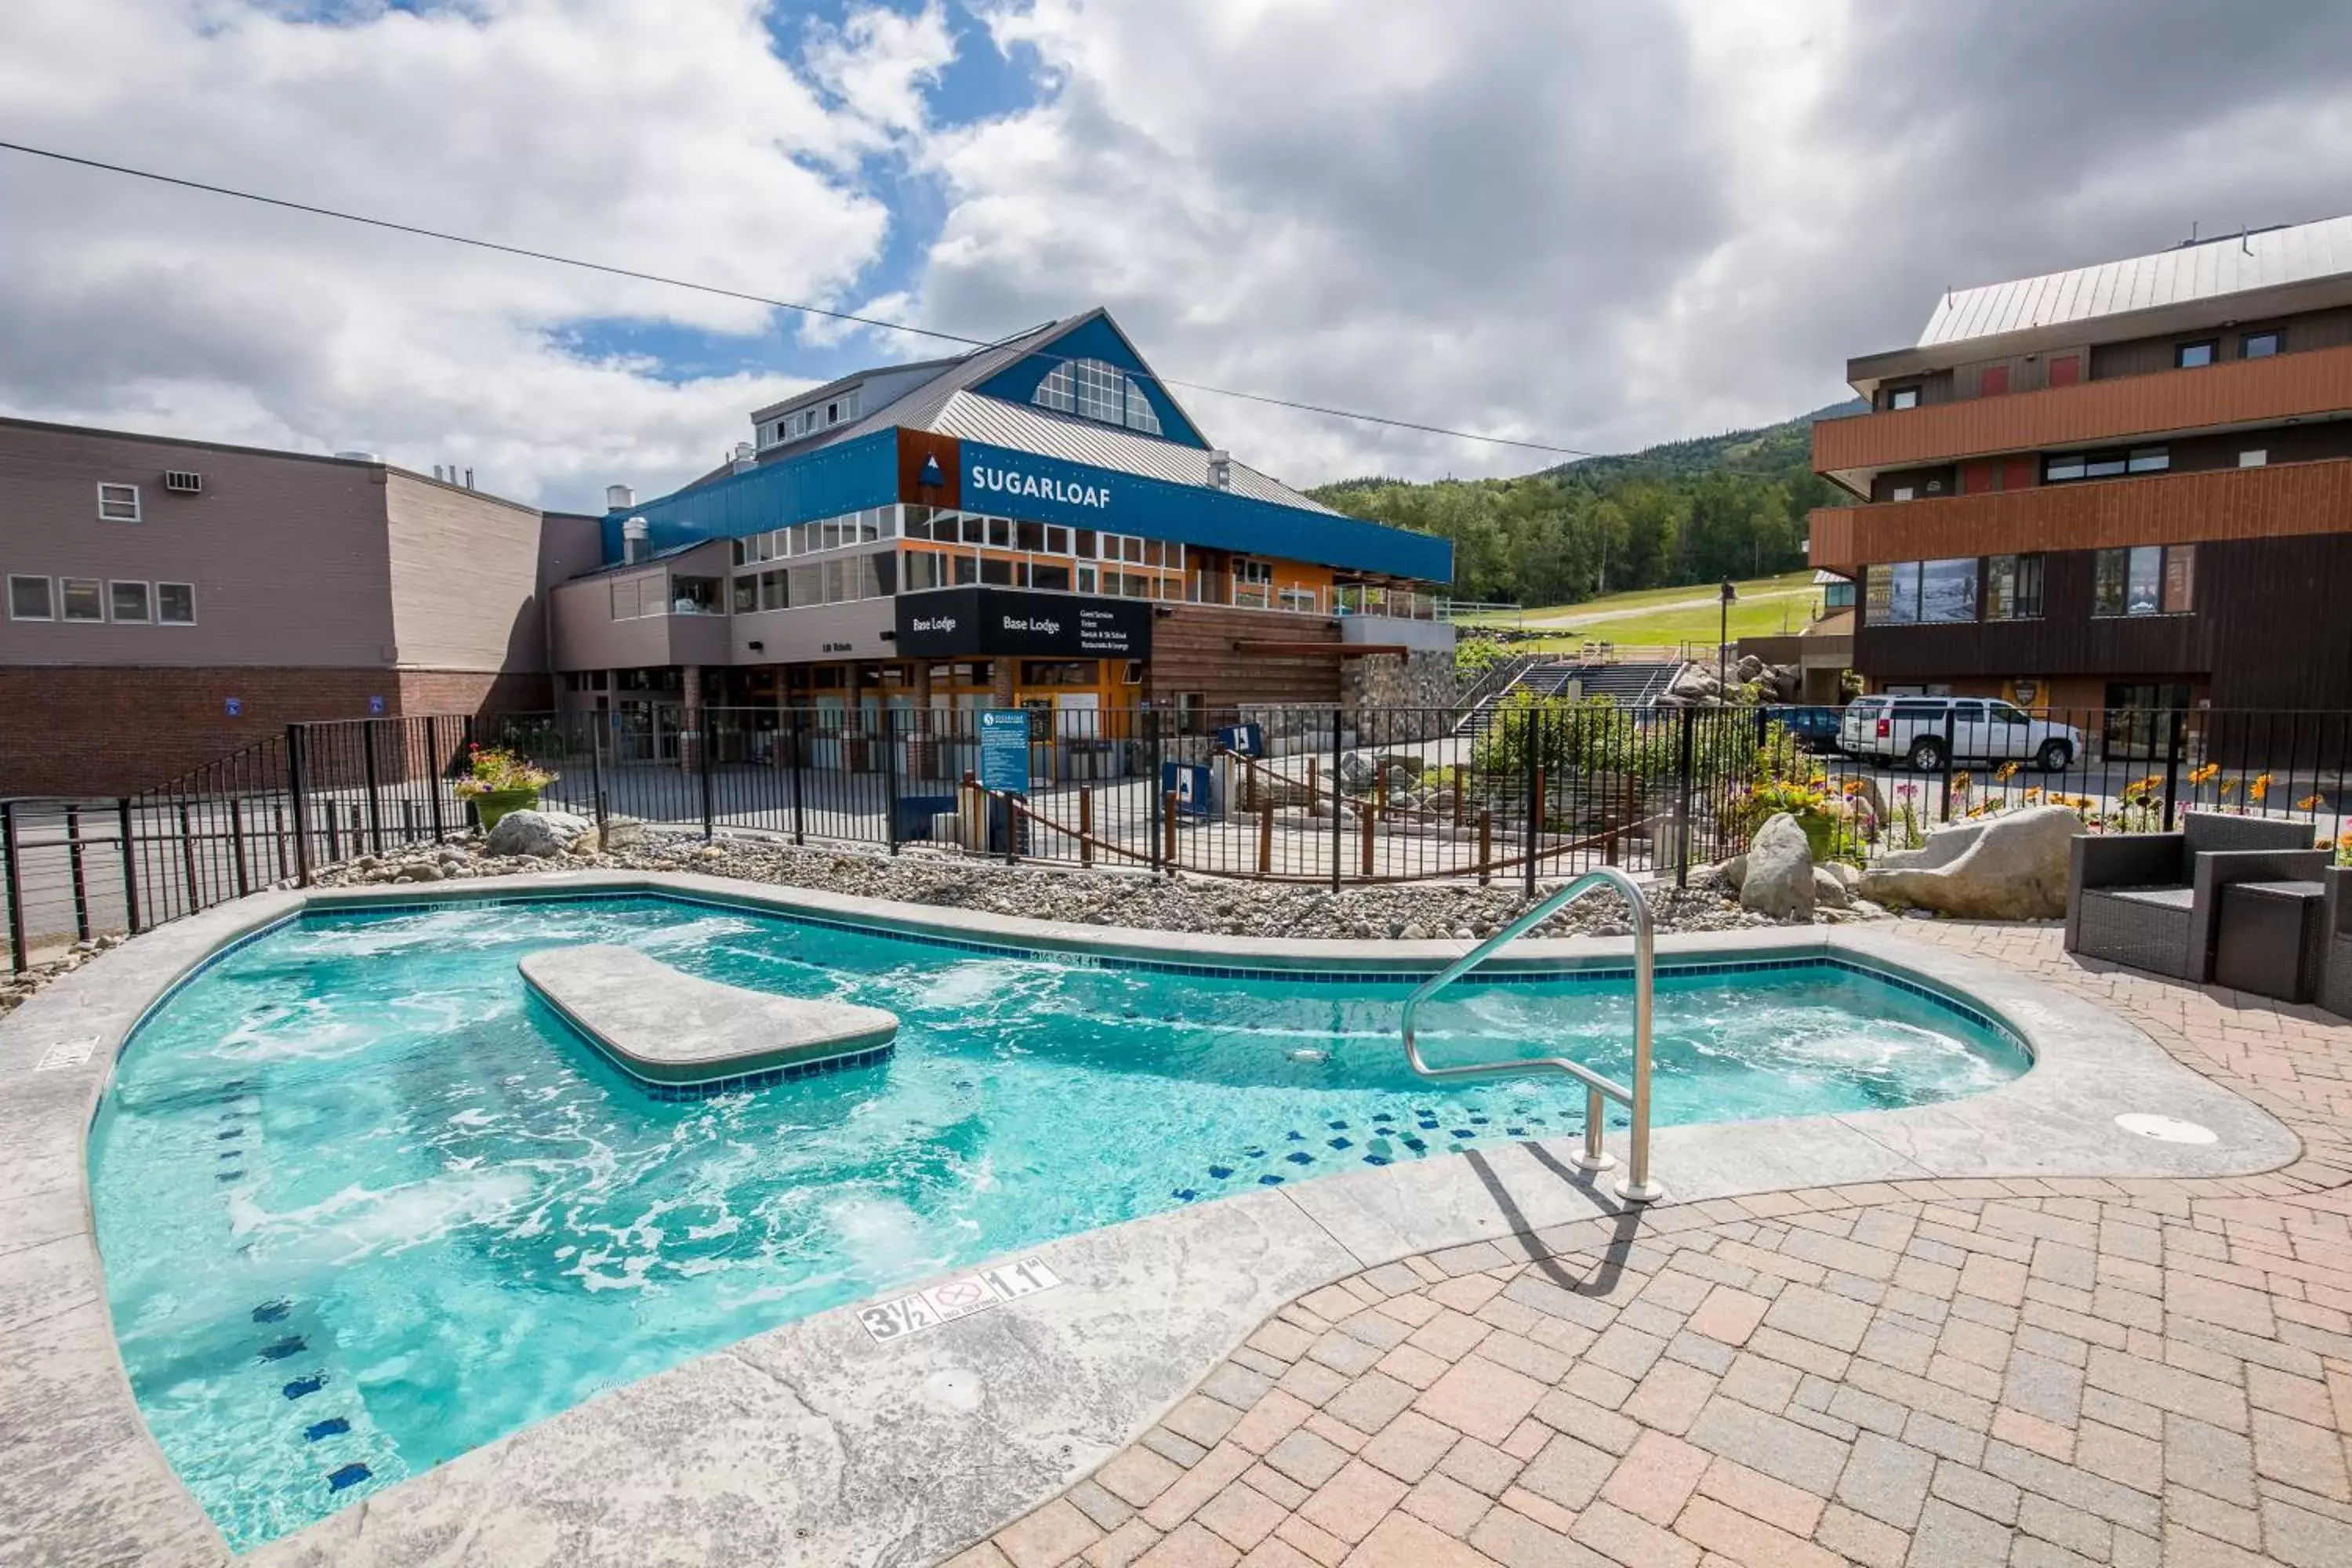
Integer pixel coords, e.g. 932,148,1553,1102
968,462,1112,511
895,587,1151,659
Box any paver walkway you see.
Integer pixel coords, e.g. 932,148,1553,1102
946,923,2352,1568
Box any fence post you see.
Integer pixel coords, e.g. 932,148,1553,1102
788,708,807,846
1478,808,1493,886
426,717,448,842
1329,706,1344,893
884,706,902,856
1150,708,1166,879
583,715,607,837
2161,706,2186,832
1162,790,1178,867
362,721,385,854
1080,786,1094,867
288,724,314,887
118,799,142,932
177,802,200,915
698,716,716,842
1258,801,1274,878
1359,800,1375,879
2,803,25,975
66,805,91,943
230,799,250,899
1938,708,1958,823
1524,705,1541,898
1675,708,1697,887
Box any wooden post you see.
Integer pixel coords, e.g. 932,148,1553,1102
1163,789,1178,866
1452,764,1465,826
1359,800,1374,878
1478,808,1493,886
1079,786,1094,866
1258,802,1274,878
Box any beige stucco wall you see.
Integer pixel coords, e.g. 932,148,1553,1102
383,470,551,673
0,418,397,668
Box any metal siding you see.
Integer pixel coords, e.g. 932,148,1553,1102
603,430,901,560
956,438,1452,583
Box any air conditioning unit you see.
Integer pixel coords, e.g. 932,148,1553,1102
164,470,202,494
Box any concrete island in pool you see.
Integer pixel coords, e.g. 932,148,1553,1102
0,869,2300,1567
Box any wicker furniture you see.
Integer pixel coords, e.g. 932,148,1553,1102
2065,812,2325,982
2213,880,2326,1002
2322,867,2352,1019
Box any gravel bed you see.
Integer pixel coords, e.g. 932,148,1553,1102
307,829,1889,942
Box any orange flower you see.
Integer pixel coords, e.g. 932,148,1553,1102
2297,793,2326,811
2249,772,2273,802
2188,762,2220,785
1994,761,2020,783
2021,786,2042,802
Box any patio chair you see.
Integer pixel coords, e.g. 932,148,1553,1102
2065,811,2325,982
2322,867,2352,1020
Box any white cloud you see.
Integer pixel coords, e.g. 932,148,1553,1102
0,0,934,507
916,0,2352,488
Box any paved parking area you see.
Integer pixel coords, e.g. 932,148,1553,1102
949,923,2352,1568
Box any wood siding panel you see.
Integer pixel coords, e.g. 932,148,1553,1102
1149,604,1341,706
1809,458,2352,575
383,471,550,673
1817,341,2352,473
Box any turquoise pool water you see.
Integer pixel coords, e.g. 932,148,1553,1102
89,895,2026,1547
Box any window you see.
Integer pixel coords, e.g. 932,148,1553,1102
109,581,151,622
732,575,758,614
2094,544,2195,616
760,568,788,611
56,578,103,621
1886,386,1921,410
1890,485,1915,502
2240,448,2268,467
2176,339,2217,368
157,583,195,624
2241,330,2281,358
96,483,141,522
1033,358,1165,436
8,575,53,619
1986,554,2044,620
2045,446,2165,483
903,550,943,593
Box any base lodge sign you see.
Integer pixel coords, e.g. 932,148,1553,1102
895,587,1152,659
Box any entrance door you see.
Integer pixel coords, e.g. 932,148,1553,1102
2103,683,2192,761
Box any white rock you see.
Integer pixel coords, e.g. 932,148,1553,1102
484,808,594,858
1739,813,1816,920
1857,804,2085,920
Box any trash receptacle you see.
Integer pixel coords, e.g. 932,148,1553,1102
894,793,956,842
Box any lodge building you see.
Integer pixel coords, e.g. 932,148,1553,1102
544,310,1457,767
1811,214,2352,722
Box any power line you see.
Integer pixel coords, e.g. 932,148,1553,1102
0,138,1606,460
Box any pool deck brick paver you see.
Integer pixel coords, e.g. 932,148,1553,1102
961,920,2352,1568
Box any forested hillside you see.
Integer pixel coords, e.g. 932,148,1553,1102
1309,402,1860,607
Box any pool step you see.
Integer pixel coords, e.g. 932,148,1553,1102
1171,1099,1597,1201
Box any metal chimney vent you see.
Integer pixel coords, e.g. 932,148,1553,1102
1207,450,1232,491
606,484,635,511
621,516,651,564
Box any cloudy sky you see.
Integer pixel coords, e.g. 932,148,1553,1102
4,0,2350,510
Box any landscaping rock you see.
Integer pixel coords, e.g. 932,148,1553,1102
1812,865,1850,909
396,862,444,883
484,808,594,858
1739,812,1816,920
1857,804,2085,920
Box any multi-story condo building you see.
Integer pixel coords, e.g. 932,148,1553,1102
1810,215,2352,727
0,419,593,797
546,309,1456,764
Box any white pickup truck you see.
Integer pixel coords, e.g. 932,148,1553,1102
1839,695,2083,772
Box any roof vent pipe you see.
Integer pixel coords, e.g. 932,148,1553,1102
731,441,756,474
606,484,634,511
621,516,650,564
1207,450,1232,491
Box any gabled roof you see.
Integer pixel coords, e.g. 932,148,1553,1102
758,308,1338,516
1918,215,2352,349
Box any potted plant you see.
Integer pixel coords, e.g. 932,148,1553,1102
453,744,558,831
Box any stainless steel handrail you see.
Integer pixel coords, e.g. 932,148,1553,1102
1399,866,1662,1203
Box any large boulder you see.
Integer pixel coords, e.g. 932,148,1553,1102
484,808,593,858
1740,812,1816,920
1857,804,2085,920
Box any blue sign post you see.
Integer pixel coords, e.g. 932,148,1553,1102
978,710,1031,795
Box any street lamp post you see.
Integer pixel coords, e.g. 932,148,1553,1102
1718,581,1737,695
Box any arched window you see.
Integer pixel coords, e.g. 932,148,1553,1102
1033,358,1164,436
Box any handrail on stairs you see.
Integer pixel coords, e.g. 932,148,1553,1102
1399,865,1662,1203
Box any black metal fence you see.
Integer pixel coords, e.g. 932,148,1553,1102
5,700,2349,972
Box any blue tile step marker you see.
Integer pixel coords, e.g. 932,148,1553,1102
252,1301,291,1323
282,1374,325,1400
258,1337,307,1362
326,1462,372,1491
304,1417,350,1442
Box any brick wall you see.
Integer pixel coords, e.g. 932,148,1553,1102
0,666,553,798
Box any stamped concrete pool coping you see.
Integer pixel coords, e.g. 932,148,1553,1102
0,869,2301,1568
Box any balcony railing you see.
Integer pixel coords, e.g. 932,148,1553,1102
1809,456,2352,575
1814,341,2352,477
